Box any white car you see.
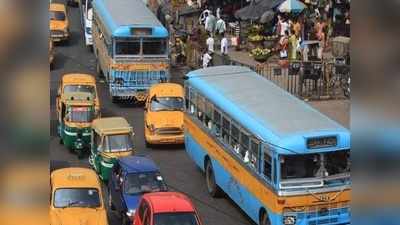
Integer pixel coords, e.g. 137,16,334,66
84,8,93,47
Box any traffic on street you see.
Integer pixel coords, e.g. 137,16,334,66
50,0,351,225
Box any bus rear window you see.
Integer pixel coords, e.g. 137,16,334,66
142,39,167,55
115,40,140,55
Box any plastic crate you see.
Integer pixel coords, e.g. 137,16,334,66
331,36,350,57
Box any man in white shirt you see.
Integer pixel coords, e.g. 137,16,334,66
202,51,212,68
220,33,229,65
220,33,228,55
280,18,289,36
206,34,215,53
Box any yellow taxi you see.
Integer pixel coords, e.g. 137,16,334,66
49,3,69,43
50,167,108,225
57,73,100,115
144,83,184,146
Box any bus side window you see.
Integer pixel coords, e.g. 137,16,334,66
213,109,221,137
204,100,213,130
189,88,196,115
197,95,205,123
263,150,272,181
230,124,240,155
240,132,250,162
250,140,260,170
185,85,190,110
222,116,230,144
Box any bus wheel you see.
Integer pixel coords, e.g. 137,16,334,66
260,210,271,225
111,96,119,103
205,160,222,198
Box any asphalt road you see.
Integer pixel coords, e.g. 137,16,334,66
50,1,254,225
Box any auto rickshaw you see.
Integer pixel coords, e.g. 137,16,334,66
57,91,98,158
58,73,100,115
89,117,135,181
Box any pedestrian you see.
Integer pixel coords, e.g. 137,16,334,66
279,30,289,76
293,19,301,38
215,16,226,36
206,34,215,53
205,11,216,33
280,18,289,37
220,33,229,64
202,50,212,68
276,14,283,36
288,30,298,61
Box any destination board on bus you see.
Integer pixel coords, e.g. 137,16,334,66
307,136,337,149
130,28,152,36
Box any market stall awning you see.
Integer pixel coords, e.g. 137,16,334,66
259,10,275,23
278,0,306,13
235,0,284,21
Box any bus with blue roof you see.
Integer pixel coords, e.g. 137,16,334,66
92,0,169,103
108,156,168,225
183,66,351,225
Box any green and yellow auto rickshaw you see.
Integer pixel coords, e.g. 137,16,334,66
89,117,135,181
57,91,99,158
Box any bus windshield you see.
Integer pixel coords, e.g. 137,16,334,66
142,38,167,55
54,188,100,208
150,97,184,112
154,212,199,225
49,11,66,21
115,40,140,55
105,134,134,152
280,150,350,180
64,85,96,97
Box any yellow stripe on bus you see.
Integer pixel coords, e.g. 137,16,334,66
110,63,168,71
185,115,351,214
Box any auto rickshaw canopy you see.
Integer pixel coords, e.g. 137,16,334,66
62,73,96,85
92,117,133,136
51,167,100,189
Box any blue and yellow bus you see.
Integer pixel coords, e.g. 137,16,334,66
184,66,350,225
92,0,169,103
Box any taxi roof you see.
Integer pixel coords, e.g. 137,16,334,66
49,3,66,12
149,83,183,98
118,156,159,173
92,117,132,135
144,192,196,213
61,92,94,105
51,167,100,189
62,73,96,85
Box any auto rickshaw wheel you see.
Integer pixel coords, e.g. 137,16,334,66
59,138,63,145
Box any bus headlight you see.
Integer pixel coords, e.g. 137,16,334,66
126,209,136,217
283,215,296,225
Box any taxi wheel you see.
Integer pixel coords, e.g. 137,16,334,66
145,140,152,148
205,160,222,198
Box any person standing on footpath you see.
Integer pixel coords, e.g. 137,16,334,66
206,33,215,66
220,33,229,65
205,11,216,34
202,50,212,68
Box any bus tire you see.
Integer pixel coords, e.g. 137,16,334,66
111,96,119,103
259,209,271,225
205,159,222,198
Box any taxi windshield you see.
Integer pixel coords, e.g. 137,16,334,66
150,97,184,112
105,134,134,152
154,212,199,225
124,172,167,195
66,107,94,123
53,188,100,208
49,11,66,21
64,85,96,97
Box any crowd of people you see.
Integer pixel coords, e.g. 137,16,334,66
171,0,350,69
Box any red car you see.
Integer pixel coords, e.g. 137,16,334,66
132,192,203,225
